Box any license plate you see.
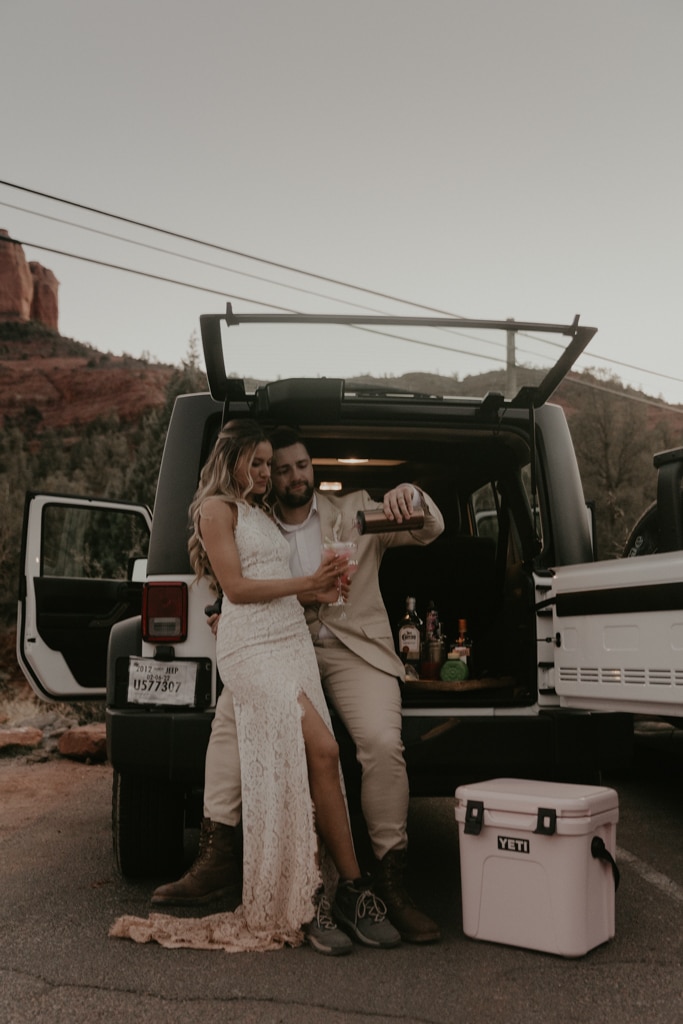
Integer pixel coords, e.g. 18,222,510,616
127,658,199,706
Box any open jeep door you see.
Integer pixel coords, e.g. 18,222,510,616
17,493,151,701
539,552,683,718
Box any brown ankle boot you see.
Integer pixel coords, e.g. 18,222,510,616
151,818,240,906
374,848,441,944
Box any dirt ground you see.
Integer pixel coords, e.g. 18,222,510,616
0,757,111,834
0,618,111,849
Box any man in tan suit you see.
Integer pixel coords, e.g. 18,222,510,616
153,428,444,944
267,428,444,943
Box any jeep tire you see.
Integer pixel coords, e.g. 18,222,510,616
112,770,186,878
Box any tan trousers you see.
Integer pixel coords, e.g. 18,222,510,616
203,639,409,861
202,682,242,829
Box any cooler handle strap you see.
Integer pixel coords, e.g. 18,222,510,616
591,836,620,891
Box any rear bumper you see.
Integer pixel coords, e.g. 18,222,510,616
106,708,213,784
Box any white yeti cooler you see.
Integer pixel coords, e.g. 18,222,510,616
454,778,619,957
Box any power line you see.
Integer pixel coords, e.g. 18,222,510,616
5,232,683,413
2,179,682,395
3,235,510,364
0,199,394,316
3,233,681,412
4,237,298,312
0,192,513,359
2,199,543,363
562,373,683,413
0,179,462,316
5,192,679,385
515,331,683,389
8,229,617,375
0,179,650,372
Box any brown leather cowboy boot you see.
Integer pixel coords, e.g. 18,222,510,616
151,818,241,906
373,847,441,943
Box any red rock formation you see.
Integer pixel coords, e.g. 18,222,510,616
1,339,174,430
29,262,59,330
57,723,107,763
0,726,44,752
0,229,33,322
0,230,59,330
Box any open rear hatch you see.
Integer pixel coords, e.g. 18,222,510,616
199,305,597,416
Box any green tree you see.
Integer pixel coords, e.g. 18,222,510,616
124,335,206,507
567,380,654,558
0,427,36,610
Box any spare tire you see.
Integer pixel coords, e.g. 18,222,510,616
622,501,659,557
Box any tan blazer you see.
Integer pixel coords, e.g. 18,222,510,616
303,488,445,677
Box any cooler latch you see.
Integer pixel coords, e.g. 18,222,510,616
534,807,557,835
464,800,485,835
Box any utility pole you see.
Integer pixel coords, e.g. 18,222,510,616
506,318,517,395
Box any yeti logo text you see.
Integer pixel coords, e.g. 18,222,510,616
497,836,530,854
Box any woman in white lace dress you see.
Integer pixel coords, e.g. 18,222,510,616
111,420,399,955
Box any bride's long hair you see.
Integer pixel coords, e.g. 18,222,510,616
188,418,271,590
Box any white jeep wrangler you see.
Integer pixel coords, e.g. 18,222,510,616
17,309,683,877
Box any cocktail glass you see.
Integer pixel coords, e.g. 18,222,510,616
321,540,358,615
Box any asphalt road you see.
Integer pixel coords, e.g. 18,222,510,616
1,722,682,1024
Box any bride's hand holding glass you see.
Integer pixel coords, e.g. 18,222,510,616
311,548,349,603
321,541,358,610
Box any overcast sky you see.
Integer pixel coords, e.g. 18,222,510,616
3,0,683,405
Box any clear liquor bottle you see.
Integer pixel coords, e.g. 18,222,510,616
425,600,440,642
397,596,423,666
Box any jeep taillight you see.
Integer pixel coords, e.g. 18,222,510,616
142,582,188,643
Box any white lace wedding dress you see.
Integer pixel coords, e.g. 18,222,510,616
110,501,337,952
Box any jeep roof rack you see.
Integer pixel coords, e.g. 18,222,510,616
199,305,596,411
